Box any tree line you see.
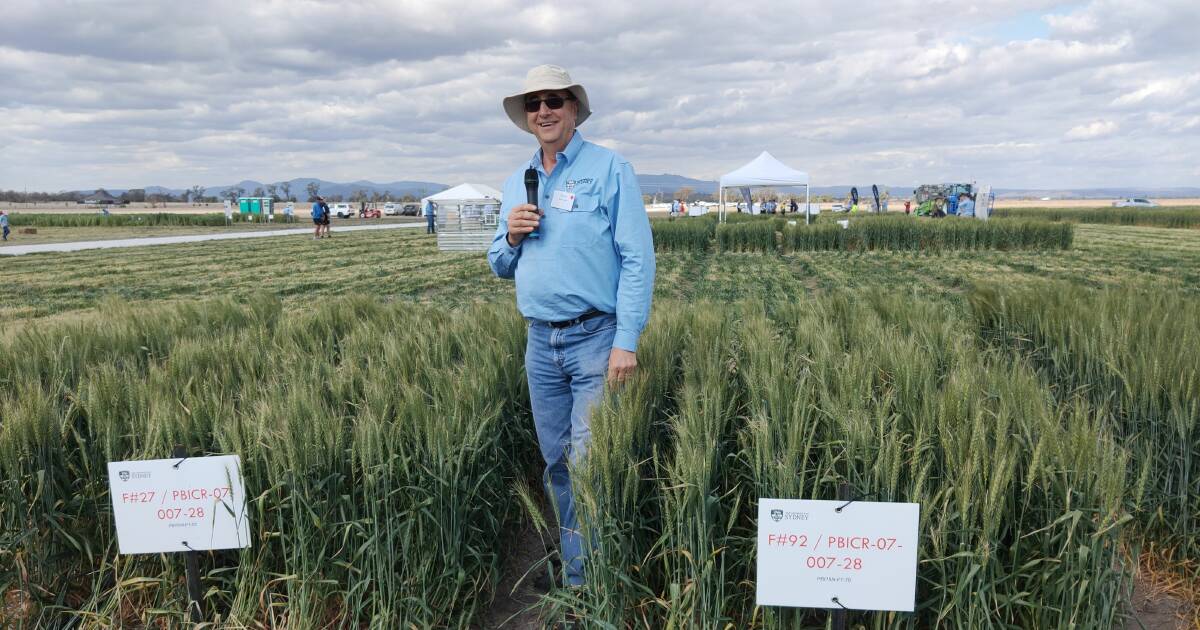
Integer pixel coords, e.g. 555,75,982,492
1,183,423,205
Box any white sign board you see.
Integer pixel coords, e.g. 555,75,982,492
107,455,251,555
975,184,992,221
757,498,919,612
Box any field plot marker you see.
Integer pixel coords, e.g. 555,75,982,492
106,447,252,623
756,484,920,624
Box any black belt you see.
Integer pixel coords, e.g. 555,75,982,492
548,310,608,329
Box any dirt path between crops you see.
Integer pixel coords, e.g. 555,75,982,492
0,222,422,256
479,506,556,629
1125,574,1195,629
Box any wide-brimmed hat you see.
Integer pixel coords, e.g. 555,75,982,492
503,65,591,134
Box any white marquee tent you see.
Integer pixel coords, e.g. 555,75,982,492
422,183,503,252
421,183,502,209
718,152,812,223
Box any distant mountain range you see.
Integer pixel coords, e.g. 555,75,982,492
83,178,449,200
76,176,1200,201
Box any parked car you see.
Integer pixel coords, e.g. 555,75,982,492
1112,198,1158,208
830,203,847,213
330,203,353,218
400,203,421,216
382,202,401,216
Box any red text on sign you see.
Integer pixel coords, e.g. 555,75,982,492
805,556,864,571
169,487,232,502
156,507,206,520
121,491,156,504
824,536,900,551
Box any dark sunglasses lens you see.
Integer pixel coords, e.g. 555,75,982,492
524,96,568,113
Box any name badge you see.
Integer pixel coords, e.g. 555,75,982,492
551,190,576,211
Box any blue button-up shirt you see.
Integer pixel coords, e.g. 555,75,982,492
487,132,655,352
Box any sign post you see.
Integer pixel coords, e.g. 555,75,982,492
756,492,919,618
173,445,205,622
831,482,849,630
107,450,251,623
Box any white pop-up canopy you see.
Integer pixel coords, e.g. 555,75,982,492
718,152,812,223
421,183,502,206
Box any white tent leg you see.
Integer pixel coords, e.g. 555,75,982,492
805,185,810,225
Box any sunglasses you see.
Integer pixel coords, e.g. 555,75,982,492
523,94,575,113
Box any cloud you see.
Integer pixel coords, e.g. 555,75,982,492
1065,120,1119,140
0,0,1197,191
1112,75,1200,106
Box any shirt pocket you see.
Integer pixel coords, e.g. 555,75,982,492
559,187,608,249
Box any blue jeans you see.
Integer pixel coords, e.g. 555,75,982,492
525,312,615,586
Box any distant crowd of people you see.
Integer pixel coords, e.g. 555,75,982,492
310,196,331,238
913,193,977,218
730,198,803,214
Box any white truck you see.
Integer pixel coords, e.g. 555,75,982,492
1112,198,1158,208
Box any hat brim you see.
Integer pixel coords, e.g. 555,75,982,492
503,84,591,134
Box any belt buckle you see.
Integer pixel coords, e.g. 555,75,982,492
550,310,599,329
551,314,580,329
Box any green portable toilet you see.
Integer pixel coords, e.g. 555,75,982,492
250,198,262,214
238,198,250,214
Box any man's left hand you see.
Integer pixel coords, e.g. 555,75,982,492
607,348,637,385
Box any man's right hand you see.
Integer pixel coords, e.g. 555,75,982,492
506,204,542,247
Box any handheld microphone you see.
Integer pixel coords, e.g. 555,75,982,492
524,168,540,239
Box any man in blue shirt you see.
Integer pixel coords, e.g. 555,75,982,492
311,196,329,239
956,193,975,218
488,65,655,588
423,198,436,234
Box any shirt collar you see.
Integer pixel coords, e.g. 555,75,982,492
530,131,585,174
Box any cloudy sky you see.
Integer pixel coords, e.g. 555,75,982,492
1,0,1197,192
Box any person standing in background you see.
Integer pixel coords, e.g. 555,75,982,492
424,199,437,234
956,193,975,218
1,211,10,241
312,196,329,239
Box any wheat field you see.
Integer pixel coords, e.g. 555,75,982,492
1,220,1197,627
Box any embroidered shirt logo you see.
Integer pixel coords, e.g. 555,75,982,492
564,178,594,191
